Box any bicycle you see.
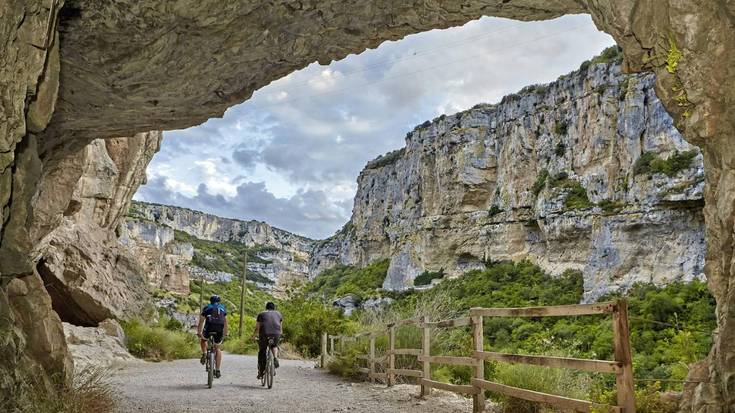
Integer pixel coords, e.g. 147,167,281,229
204,334,217,388
260,336,278,389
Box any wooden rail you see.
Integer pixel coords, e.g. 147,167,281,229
321,299,635,413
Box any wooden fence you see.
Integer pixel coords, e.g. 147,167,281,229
322,300,635,413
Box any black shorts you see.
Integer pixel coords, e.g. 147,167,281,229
259,334,280,348
203,324,224,345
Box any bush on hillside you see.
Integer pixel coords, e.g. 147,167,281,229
307,259,389,301
122,317,199,361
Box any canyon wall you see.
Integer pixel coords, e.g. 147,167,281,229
125,202,314,294
2,1,734,410
310,61,706,302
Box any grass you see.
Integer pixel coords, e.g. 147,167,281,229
546,173,592,210
1,366,117,413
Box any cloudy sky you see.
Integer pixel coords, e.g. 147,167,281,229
134,14,615,239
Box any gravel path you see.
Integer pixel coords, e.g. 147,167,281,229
112,354,472,413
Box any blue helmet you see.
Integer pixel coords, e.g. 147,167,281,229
210,295,221,304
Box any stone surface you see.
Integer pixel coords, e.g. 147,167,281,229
312,62,706,302
63,319,138,370
1,0,734,410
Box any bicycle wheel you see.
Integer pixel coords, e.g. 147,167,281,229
266,352,274,389
207,350,215,388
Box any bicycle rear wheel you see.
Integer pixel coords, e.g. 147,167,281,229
266,353,274,389
207,350,215,388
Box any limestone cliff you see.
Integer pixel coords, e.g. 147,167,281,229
311,61,705,302
124,201,314,294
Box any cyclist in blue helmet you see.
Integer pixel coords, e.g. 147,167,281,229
197,294,228,378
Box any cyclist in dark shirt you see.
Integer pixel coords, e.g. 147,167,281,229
252,301,283,379
197,295,228,378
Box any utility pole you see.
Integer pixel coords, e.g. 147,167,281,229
199,275,205,310
238,251,248,337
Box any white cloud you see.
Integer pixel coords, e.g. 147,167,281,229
136,14,615,238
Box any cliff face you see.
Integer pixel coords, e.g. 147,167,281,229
124,201,314,294
311,62,705,302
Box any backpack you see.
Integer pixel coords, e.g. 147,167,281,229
206,303,226,325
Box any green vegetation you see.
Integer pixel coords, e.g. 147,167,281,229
122,317,199,361
413,269,445,286
319,260,713,412
531,169,549,196
554,120,568,136
578,46,622,72
546,173,592,210
306,259,389,301
365,148,406,170
174,230,275,284
666,35,683,74
633,150,698,177
598,199,626,214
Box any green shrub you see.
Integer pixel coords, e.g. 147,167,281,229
650,150,698,176
598,199,626,214
634,150,697,177
414,269,445,286
564,181,592,209
365,148,406,170
488,204,503,217
493,362,591,413
307,259,389,301
531,170,549,196
122,318,199,361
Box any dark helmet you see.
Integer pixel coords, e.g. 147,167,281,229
210,295,221,304
265,301,276,310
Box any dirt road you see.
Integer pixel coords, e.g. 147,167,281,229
112,354,471,413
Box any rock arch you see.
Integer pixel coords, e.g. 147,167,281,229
1,1,733,411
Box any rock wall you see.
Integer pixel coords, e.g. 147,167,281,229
126,201,314,293
310,62,706,302
2,0,734,410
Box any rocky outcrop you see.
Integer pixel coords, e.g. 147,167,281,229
32,134,161,326
63,319,138,370
118,219,192,294
2,1,734,410
312,62,705,302
126,201,314,293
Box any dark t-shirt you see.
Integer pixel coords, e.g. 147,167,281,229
256,310,283,336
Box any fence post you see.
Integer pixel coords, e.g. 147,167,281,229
321,332,328,368
613,299,636,413
388,325,395,387
369,335,376,383
420,316,431,397
472,316,485,413
330,335,335,356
